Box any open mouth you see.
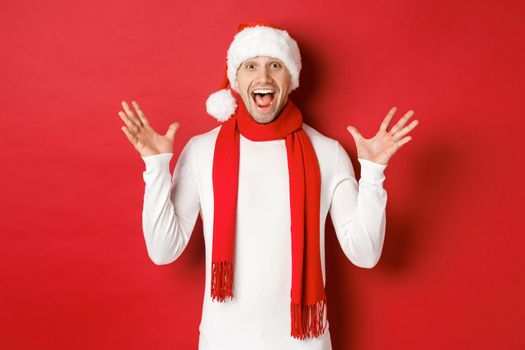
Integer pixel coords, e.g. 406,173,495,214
251,88,276,112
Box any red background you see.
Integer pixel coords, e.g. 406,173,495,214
2,0,524,349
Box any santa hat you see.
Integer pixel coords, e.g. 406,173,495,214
205,21,302,122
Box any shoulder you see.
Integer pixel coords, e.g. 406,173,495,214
186,125,221,151
179,125,222,167
302,123,340,155
301,123,352,186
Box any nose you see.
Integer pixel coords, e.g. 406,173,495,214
255,65,273,84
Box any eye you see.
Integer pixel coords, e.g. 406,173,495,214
271,62,281,69
246,63,255,69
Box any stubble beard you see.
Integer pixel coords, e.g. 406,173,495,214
244,95,287,124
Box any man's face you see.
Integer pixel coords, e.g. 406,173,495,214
236,56,292,124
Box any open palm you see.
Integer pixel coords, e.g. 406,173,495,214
118,100,180,157
346,107,419,165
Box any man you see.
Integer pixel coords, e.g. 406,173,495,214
118,21,418,350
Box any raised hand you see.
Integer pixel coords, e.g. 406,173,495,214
118,100,180,157
346,107,419,165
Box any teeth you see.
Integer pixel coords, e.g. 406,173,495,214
253,89,274,94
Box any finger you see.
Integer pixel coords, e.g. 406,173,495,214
393,135,413,150
390,110,415,135
119,111,139,134
379,106,397,132
132,100,150,126
165,122,180,141
392,119,419,140
121,125,138,146
121,100,143,129
347,125,364,142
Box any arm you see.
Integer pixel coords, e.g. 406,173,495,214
141,138,200,265
329,141,388,268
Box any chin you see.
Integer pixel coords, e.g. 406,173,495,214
249,107,280,124
252,115,276,124
241,87,289,124
241,99,277,124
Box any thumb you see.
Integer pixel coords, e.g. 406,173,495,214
165,122,180,141
346,125,363,142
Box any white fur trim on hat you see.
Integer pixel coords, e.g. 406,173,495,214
227,25,302,93
205,88,237,122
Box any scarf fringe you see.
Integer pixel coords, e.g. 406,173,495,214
211,261,234,301
290,298,328,340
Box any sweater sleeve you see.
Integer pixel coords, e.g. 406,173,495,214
328,141,388,268
140,138,200,265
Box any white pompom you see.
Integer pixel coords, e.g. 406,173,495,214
205,88,238,122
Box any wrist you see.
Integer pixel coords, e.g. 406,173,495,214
358,158,387,184
141,153,173,172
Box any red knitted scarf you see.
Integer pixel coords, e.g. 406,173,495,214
211,91,328,339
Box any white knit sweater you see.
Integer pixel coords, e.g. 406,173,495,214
141,123,388,350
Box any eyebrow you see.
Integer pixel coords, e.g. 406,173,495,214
244,60,282,66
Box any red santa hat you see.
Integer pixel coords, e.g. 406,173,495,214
205,21,302,122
